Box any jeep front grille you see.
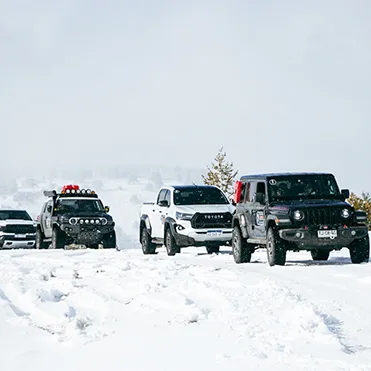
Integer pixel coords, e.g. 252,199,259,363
191,212,233,229
3,225,36,234
304,208,342,226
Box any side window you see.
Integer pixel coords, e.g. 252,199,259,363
240,182,246,203
47,200,53,214
256,182,266,196
248,182,257,202
246,182,251,202
164,190,171,206
157,189,167,205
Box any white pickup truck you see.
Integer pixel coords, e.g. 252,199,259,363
0,209,36,249
139,185,235,255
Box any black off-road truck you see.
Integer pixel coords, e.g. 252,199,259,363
36,185,116,249
231,173,369,266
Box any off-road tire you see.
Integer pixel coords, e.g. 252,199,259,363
51,227,66,249
266,227,287,266
232,226,251,263
103,230,117,249
349,235,370,264
141,228,156,254
35,228,49,249
165,229,180,256
206,245,220,254
311,250,330,261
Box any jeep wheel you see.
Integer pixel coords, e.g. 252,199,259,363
103,230,117,249
349,235,370,264
311,250,330,261
141,228,156,254
232,226,251,264
165,229,179,256
35,228,49,249
52,227,66,249
206,245,220,254
266,227,287,266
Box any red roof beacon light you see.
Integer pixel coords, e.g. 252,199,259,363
233,180,243,204
61,184,80,194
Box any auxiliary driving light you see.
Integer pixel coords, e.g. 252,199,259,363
341,209,350,219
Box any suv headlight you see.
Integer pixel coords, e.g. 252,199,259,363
293,210,304,221
175,212,193,221
341,208,351,219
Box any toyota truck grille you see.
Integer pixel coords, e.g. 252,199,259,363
3,225,36,234
191,212,233,229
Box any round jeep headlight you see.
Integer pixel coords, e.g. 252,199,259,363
341,208,350,218
293,210,304,221
69,217,78,225
101,218,107,225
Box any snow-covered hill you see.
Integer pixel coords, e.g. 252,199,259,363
0,174,370,370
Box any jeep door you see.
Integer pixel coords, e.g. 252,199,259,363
246,180,267,240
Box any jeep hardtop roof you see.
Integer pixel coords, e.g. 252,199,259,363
240,172,334,181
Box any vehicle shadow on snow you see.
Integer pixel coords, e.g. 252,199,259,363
285,257,356,266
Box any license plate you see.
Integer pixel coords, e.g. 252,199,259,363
15,234,27,239
207,230,222,236
317,230,337,239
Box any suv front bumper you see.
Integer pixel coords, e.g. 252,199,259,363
173,227,233,247
0,233,36,249
60,224,114,243
279,226,368,248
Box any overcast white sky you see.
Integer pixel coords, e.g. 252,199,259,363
0,0,370,193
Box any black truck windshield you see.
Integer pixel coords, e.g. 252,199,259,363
54,198,105,214
268,175,341,201
0,210,32,220
174,187,229,205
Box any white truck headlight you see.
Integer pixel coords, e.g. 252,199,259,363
175,212,193,220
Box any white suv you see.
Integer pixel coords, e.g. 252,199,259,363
140,185,234,255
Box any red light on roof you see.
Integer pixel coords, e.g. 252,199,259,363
62,184,79,192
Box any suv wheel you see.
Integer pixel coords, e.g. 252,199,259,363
349,235,370,264
165,229,179,256
141,228,156,254
266,227,287,266
52,227,66,249
206,245,220,254
35,228,49,249
311,250,330,261
232,226,251,263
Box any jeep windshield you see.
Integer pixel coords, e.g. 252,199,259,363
268,174,341,201
0,210,32,221
174,187,229,205
54,199,105,214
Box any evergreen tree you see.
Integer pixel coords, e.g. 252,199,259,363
202,147,238,197
348,192,371,230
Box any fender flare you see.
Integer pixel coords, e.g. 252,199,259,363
140,214,152,241
164,217,177,240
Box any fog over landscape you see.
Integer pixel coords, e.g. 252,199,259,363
1,0,370,195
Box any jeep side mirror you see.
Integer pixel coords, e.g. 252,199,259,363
105,206,110,213
158,200,169,207
255,192,265,205
341,189,350,199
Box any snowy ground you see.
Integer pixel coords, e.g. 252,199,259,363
0,175,371,370
1,246,371,371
